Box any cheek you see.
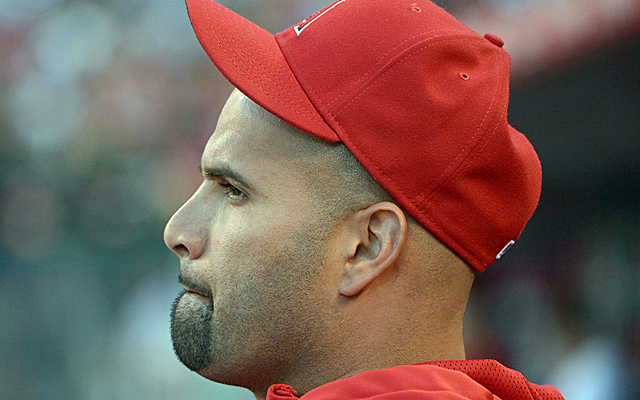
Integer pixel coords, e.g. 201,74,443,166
211,203,308,263
207,211,303,297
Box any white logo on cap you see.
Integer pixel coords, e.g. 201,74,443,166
294,0,347,36
495,240,515,260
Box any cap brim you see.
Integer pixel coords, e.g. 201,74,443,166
186,0,339,142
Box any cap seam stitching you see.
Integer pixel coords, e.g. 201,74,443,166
411,89,494,207
411,45,503,207
422,53,505,209
332,36,488,117
279,37,326,113
317,29,465,112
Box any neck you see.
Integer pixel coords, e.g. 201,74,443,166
249,298,467,398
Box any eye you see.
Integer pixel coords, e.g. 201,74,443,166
219,182,245,202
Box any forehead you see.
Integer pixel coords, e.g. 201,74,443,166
206,91,286,156
202,90,316,189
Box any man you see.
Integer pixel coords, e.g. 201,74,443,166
164,0,565,399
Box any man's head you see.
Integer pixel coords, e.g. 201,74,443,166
165,89,474,396
165,0,543,396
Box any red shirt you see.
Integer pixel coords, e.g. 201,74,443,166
266,360,564,400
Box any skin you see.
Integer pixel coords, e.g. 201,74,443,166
164,89,476,399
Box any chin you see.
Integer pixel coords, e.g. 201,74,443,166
170,290,215,372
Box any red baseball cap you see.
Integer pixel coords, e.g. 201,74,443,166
185,0,542,272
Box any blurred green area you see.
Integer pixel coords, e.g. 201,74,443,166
0,0,638,399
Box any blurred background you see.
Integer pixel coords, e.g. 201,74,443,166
0,0,638,399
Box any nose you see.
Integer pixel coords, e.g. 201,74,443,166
163,195,207,260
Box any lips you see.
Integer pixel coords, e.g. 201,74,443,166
183,285,208,297
178,272,213,300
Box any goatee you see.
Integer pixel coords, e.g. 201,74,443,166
170,289,214,371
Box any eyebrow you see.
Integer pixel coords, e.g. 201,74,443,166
198,164,254,191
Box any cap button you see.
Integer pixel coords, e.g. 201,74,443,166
484,33,504,48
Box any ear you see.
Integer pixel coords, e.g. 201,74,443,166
339,202,408,297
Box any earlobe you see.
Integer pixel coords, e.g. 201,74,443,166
339,202,407,297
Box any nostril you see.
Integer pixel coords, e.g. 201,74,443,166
173,243,190,258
